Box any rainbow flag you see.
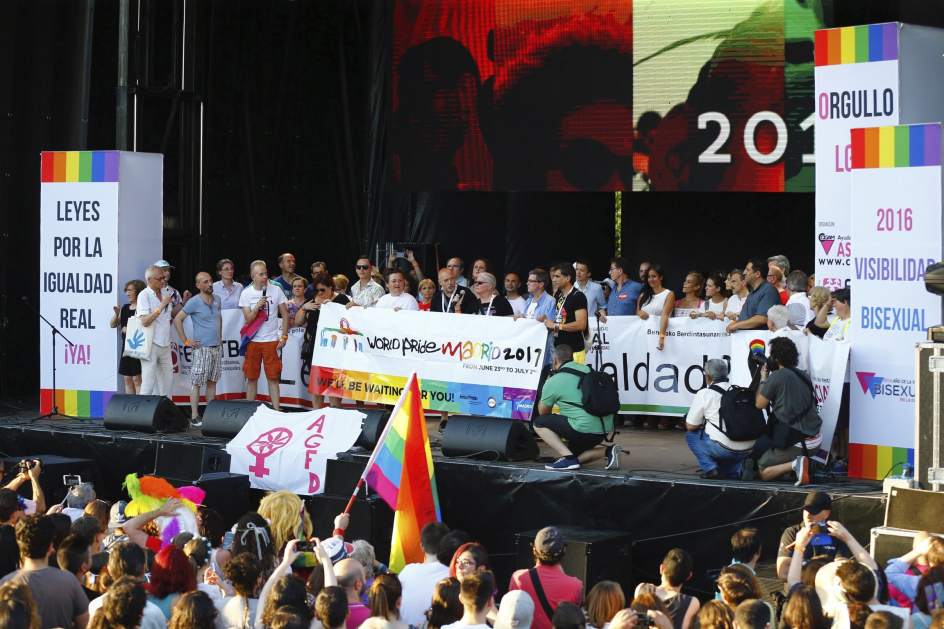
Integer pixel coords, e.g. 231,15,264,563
364,372,441,572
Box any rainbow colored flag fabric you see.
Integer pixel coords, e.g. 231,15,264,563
364,372,441,572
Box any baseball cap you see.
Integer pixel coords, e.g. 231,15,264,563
108,501,127,529
154,259,174,269
533,526,566,557
321,537,355,564
803,491,832,514
494,591,535,629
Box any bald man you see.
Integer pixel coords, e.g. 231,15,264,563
174,272,223,426
335,559,371,629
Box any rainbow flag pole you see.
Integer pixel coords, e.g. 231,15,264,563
343,372,441,572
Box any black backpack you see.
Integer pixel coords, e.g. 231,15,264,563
559,367,621,418
708,384,767,441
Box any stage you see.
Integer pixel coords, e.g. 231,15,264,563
0,405,887,596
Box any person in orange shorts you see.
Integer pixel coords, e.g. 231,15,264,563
238,260,290,410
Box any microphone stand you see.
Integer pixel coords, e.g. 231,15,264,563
21,297,78,420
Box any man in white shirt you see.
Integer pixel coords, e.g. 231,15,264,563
504,272,527,316
376,270,419,311
238,260,290,411
684,359,756,480
137,264,175,397
785,270,813,326
154,259,188,317
349,256,386,308
398,522,451,625
574,259,606,318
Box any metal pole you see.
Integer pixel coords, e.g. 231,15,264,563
116,0,130,150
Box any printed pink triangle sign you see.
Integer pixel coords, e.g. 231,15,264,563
855,372,875,394
819,234,835,255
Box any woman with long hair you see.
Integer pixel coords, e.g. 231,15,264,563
231,513,277,581
586,581,625,629
146,545,196,619
0,581,40,629
696,601,735,629
717,564,763,612
89,577,148,629
368,573,408,629
425,578,462,629
637,264,675,351
259,575,313,628
449,543,490,581
692,272,728,320
169,591,218,629
219,552,263,629
782,585,827,629
295,272,351,409
257,492,313,556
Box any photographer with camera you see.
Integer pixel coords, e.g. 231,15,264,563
776,491,867,581
750,337,822,486
0,459,44,524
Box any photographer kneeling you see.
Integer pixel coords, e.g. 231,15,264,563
752,337,822,486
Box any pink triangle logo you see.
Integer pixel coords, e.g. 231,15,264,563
818,234,835,255
855,371,884,398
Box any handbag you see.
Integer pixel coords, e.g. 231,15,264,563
123,316,153,360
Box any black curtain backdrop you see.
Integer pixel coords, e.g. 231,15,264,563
5,0,944,401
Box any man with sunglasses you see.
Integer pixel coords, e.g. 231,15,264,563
348,256,385,308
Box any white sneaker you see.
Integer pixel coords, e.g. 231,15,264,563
604,444,622,471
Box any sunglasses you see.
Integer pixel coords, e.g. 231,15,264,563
473,281,488,286
356,265,370,270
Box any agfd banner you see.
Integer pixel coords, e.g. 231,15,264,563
225,406,363,495
310,303,547,419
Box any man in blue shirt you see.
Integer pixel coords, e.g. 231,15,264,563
517,268,556,366
174,272,223,426
604,257,642,317
727,258,781,332
574,259,606,318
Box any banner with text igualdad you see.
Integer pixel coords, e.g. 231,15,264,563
310,303,547,419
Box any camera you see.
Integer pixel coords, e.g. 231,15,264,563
16,460,35,473
749,350,777,373
63,474,82,486
295,541,313,552
809,519,834,548
633,611,655,627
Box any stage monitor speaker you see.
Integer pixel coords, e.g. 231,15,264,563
356,410,391,450
515,527,633,594
202,400,265,438
884,487,944,534
441,416,538,462
3,455,97,506
871,526,921,566
155,443,231,482
324,458,367,495
104,395,188,433
185,473,250,530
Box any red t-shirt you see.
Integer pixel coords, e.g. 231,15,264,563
508,565,583,629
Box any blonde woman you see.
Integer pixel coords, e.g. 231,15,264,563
257,491,313,555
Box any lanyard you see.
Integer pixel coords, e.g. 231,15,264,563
482,295,496,316
443,289,457,312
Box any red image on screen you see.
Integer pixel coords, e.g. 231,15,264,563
392,0,633,192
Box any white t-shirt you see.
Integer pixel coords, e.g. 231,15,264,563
90,594,168,629
640,289,670,317
508,295,527,316
398,561,450,625
786,292,813,326
237,284,288,343
443,623,490,629
137,286,173,347
216,595,259,629
685,382,756,451
376,292,419,311
726,293,746,317
771,328,810,373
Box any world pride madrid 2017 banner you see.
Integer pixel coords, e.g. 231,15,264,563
310,303,548,419
39,151,162,416
848,123,944,478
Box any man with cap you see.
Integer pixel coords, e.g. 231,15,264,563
153,259,189,316
508,526,582,629
775,491,852,579
102,501,128,551
495,591,535,629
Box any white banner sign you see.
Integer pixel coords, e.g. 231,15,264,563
311,303,547,419
814,43,899,291
225,406,363,494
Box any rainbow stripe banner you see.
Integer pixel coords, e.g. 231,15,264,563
40,151,120,183
849,443,914,480
850,123,942,169
364,373,441,573
814,22,898,67
39,389,114,418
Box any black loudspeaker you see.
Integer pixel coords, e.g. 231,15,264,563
310,493,394,564
885,487,944,534
104,395,188,433
441,416,538,461
356,410,391,450
3,455,97,506
324,458,366,495
155,443,231,482
201,400,265,438
186,473,251,530
514,527,633,594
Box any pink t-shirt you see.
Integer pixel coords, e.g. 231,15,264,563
508,565,583,629
346,602,371,629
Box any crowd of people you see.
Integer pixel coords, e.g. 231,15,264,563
111,252,852,482
0,462,937,629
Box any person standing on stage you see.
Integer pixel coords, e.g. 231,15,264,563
447,257,469,287
154,259,189,317
375,270,419,311
546,263,588,363
137,265,175,397
212,258,243,310
348,256,386,308
726,258,781,333
239,260,290,411
472,273,513,316
110,279,146,394
271,252,301,298
504,272,527,316
431,267,476,314
174,272,223,427
602,257,642,320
